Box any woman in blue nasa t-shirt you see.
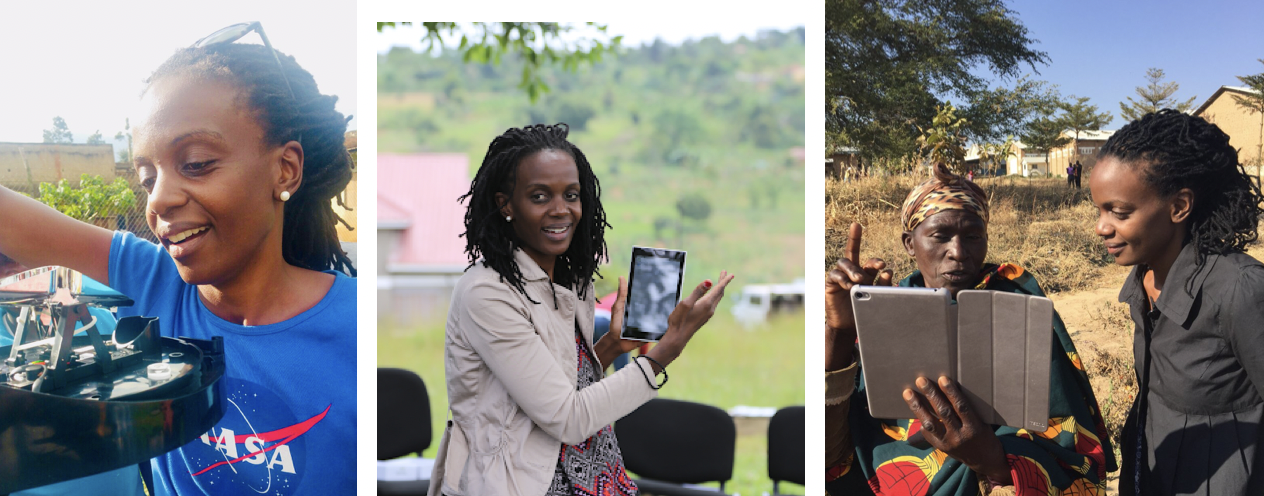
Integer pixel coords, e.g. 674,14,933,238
0,27,357,496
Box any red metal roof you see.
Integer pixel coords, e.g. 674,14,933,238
378,153,470,266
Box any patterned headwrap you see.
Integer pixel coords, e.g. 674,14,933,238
900,163,990,232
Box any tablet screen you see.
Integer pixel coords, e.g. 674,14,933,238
622,247,686,342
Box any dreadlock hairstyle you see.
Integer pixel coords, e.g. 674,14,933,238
145,43,356,276
1098,109,1264,284
459,123,609,304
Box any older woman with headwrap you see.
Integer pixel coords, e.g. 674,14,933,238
824,165,1116,496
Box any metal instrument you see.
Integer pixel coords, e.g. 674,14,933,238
0,267,226,493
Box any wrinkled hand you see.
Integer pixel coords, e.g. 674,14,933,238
903,376,1012,485
825,223,891,370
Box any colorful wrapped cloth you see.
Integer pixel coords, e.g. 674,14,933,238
901,164,990,232
826,263,1117,496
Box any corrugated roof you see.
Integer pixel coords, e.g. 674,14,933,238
378,153,470,267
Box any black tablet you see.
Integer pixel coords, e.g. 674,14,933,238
620,246,686,342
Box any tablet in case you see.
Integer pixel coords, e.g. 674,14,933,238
851,286,1054,431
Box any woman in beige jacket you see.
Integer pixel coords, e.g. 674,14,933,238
428,124,735,496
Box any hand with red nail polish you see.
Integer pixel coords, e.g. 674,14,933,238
642,271,736,372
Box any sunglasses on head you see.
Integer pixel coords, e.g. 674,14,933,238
193,22,297,102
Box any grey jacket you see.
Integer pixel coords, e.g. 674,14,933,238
429,249,660,496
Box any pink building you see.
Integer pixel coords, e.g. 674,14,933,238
378,153,470,322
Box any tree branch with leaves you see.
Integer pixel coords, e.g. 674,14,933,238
1060,96,1112,164
1119,67,1196,122
917,104,970,175
376,22,621,102
42,117,73,144
826,0,1049,162
1233,59,1264,173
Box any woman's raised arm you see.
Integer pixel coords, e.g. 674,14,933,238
0,186,113,283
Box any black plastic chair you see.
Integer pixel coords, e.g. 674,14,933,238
767,406,805,495
377,368,432,496
615,398,736,496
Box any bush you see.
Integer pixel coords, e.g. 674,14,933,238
37,174,137,224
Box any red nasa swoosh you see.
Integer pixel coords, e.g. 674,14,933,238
191,404,330,476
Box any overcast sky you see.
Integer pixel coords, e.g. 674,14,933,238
0,1,356,156
376,20,806,54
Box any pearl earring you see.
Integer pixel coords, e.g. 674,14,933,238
280,190,291,202
505,215,512,222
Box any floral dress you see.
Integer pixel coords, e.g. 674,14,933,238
544,328,639,496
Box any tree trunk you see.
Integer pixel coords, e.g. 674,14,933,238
1257,113,1262,188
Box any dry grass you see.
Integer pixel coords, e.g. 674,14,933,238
825,175,1104,293
1077,300,1137,473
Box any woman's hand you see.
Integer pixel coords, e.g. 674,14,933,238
595,277,644,367
825,222,892,370
903,376,1012,485
643,271,736,371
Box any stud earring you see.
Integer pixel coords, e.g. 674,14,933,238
280,190,291,202
505,215,512,222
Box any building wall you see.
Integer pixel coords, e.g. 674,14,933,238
378,229,403,275
1048,138,1107,176
827,153,859,177
1198,91,1264,165
0,143,115,190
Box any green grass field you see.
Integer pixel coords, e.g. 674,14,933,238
378,310,805,496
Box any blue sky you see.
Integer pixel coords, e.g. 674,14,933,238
996,0,1263,129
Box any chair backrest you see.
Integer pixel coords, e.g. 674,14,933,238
615,398,735,484
377,367,432,460
767,406,805,485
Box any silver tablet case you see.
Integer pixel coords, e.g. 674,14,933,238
956,290,1053,430
852,286,1054,431
850,285,954,421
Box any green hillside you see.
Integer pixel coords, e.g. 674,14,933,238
377,29,806,294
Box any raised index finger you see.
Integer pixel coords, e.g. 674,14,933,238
847,222,863,263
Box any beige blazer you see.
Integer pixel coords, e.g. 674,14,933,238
428,249,660,496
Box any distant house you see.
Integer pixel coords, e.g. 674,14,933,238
965,143,1027,177
378,153,470,322
1049,129,1114,174
960,129,1112,178
826,147,859,178
0,143,116,191
1003,130,1113,177
1194,86,1263,165
963,142,1042,177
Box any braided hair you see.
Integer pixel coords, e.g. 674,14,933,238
145,43,356,276
1098,109,1264,274
459,124,609,302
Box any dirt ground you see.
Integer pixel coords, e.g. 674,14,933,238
1046,264,1132,495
